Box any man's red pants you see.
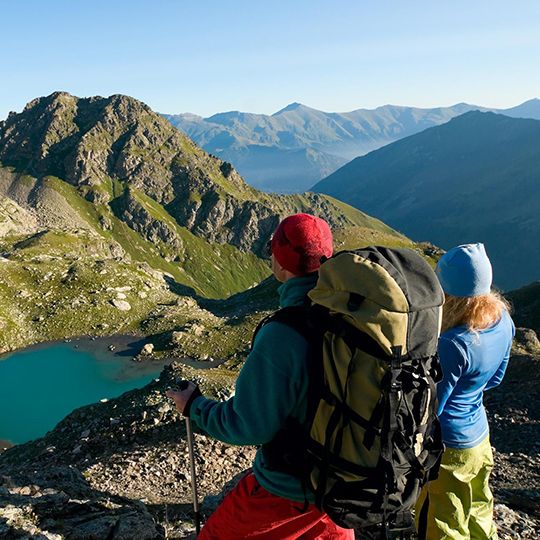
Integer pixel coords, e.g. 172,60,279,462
198,472,355,539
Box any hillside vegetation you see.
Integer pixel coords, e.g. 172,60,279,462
0,92,414,352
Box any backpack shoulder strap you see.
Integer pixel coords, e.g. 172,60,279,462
251,305,317,349
256,304,326,481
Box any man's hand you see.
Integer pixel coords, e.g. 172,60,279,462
166,381,200,416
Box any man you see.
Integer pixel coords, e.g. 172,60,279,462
167,213,354,539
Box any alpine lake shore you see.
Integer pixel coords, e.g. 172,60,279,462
0,275,272,448
0,333,171,448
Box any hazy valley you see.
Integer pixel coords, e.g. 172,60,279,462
314,111,540,291
165,99,540,192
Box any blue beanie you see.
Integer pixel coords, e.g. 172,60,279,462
436,243,493,297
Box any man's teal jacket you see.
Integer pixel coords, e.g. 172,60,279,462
189,274,317,502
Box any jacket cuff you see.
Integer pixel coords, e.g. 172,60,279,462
183,386,202,417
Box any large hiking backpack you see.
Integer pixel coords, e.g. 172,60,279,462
258,246,445,536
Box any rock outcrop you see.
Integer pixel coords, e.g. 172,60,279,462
513,327,540,355
115,188,183,254
0,198,38,236
0,466,164,539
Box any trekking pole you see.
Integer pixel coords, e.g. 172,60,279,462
178,381,201,536
185,415,201,536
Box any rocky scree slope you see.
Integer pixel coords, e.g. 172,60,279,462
1,331,539,539
0,263,537,539
0,92,409,352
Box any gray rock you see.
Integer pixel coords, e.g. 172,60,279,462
111,299,131,311
0,467,164,539
141,343,154,356
514,327,540,354
117,189,183,252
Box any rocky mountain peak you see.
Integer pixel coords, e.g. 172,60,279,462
0,92,247,201
0,92,399,261
273,102,308,115
23,90,78,111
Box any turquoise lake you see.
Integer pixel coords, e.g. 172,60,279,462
0,336,168,446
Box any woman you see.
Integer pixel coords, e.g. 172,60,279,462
416,243,514,539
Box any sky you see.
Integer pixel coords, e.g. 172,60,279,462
1,0,539,119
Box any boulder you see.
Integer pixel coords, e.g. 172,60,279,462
513,327,540,355
111,299,132,311
171,331,184,346
141,343,155,356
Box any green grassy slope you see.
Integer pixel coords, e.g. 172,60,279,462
0,230,172,351
0,169,271,352
0,164,439,356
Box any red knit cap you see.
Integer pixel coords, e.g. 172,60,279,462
271,214,333,275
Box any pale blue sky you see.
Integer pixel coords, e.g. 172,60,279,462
1,0,539,119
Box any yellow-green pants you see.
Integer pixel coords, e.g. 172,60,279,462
416,436,497,540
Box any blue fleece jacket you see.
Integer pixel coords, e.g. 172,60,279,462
437,309,514,449
189,274,317,502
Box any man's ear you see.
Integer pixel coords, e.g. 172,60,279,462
271,254,288,283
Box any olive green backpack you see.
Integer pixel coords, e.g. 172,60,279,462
257,247,445,537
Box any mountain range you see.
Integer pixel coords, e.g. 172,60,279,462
0,91,410,352
164,99,540,192
313,111,540,290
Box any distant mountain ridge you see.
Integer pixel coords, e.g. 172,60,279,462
164,99,540,192
313,111,540,290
